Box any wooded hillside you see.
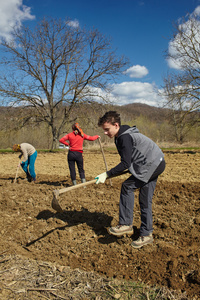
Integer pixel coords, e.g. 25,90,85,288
0,103,199,149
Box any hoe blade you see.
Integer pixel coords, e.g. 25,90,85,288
51,192,63,213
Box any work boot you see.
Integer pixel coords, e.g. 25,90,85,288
72,180,77,185
108,225,133,236
131,234,153,249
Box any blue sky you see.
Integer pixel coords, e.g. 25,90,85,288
0,0,199,106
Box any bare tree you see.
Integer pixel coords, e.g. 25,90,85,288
0,17,128,149
162,74,199,143
162,11,200,142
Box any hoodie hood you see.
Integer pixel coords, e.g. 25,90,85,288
118,125,139,138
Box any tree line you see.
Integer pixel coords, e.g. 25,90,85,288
0,102,199,149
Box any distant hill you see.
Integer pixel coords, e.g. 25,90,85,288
0,102,170,133
118,103,169,122
0,102,169,125
0,102,199,148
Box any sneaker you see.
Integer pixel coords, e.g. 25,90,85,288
81,178,87,188
26,172,32,182
131,234,153,249
108,225,133,236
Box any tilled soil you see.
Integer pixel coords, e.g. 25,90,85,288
0,150,200,299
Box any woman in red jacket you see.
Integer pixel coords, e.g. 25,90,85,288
59,123,99,185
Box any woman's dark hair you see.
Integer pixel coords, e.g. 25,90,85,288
98,111,121,126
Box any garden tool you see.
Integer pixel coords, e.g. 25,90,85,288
98,138,112,186
51,171,129,213
52,179,97,212
14,159,21,183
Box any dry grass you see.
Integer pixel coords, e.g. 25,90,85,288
0,252,191,300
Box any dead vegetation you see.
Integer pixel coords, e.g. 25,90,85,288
0,252,190,300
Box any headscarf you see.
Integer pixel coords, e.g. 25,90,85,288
12,144,21,152
72,123,84,137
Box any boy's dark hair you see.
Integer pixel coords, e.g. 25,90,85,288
98,111,121,127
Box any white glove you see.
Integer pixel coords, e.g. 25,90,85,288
95,172,108,184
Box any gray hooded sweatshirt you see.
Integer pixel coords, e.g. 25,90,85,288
107,125,164,183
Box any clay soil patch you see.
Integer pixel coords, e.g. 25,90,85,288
0,150,200,299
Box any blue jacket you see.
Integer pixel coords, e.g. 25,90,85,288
107,125,164,183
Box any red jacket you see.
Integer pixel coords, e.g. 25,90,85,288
59,132,99,152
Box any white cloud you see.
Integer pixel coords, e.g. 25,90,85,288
124,65,149,78
167,40,184,70
167,6,200,70
194,5,200,15
77,81,162,106
67,19,79,28
0,0,35,41
110,81,162,106
84,81,164,106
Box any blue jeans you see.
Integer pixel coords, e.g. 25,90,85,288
119,159,165,236
21,151,37,180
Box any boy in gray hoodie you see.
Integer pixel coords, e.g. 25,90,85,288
95,111,165,248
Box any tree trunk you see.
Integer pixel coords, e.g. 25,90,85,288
51,126,60,150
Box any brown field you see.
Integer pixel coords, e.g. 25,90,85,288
0,149,200,299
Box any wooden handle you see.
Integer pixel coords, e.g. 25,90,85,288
98,138,112,186
98,138,108,169
54,179,97,196
53,170,129,198
14,159,21,183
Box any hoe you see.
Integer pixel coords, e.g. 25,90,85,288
52,179,97,212
51,171,129,213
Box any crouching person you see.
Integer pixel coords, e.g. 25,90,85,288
95,111,165,249
12,143,37,183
